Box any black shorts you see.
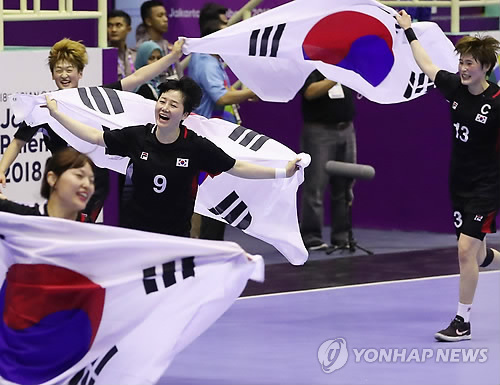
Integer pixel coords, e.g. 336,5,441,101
452,196,498,240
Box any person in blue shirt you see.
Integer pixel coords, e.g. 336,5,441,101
188,5,257,240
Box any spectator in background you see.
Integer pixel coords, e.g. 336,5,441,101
135,41,164,100
136,0,182,80
108,10,136,80
299,70,357,251
199,2,229,28
188,4,257,241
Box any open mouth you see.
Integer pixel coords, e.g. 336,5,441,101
60,80,72,87
158,113,170,123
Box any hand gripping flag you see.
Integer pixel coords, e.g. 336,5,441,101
0,212,263,385
182,0,458,104
9,89,310,265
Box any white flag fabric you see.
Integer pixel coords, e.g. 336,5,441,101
9,89,310,265
182,0,458,104
0,211,263,385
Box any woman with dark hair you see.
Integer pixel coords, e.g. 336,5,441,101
397,10,500,342
44,77,301,237
0,147,95,222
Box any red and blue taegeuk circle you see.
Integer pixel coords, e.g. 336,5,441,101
0,264,105,385
302,11,394,87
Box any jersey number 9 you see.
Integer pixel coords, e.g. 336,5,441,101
153,174,167,193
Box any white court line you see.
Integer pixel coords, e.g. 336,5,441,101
239,270,500,301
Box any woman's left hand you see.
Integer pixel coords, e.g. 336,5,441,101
43,95,58,116
285,157,302,177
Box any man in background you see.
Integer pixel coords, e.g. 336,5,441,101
136,0,182,80
108,9,136,80
299,70,357,251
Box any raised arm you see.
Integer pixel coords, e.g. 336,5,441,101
395,10,441,82
216,88,256,106
120,39,184,92
44,95,105,146
227,158,301,179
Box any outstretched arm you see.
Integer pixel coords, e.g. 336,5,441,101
304,79,337,100
395,10,441,82
44,95,105,146
120,39,184,92
227,158,301,179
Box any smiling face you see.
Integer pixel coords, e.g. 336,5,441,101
155,90,189,130
458,53,489,88
48,162,95,213
52,60,82,89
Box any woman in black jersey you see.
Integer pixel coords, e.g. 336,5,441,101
0,148,95,222
44,77,301,237
397,11,500,342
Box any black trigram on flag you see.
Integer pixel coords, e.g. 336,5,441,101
142,257,195,295
78,87,125,115
209,191,252,230
403,72,435,99
68,346,118,385
228,125,270,151
249,23,286,57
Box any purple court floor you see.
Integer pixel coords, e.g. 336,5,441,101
160,271,500,385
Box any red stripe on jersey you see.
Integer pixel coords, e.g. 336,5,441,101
481,211,497,233
183,126,188,138
492,90,500,150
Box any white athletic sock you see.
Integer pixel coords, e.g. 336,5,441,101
457,302,472,323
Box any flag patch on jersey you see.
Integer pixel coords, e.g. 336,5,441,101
474,215,483,222
176,158,189,167
475,114,487,124
452,101,458,109
140,152,149,160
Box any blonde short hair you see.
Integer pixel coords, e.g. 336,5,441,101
48,38,88,73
